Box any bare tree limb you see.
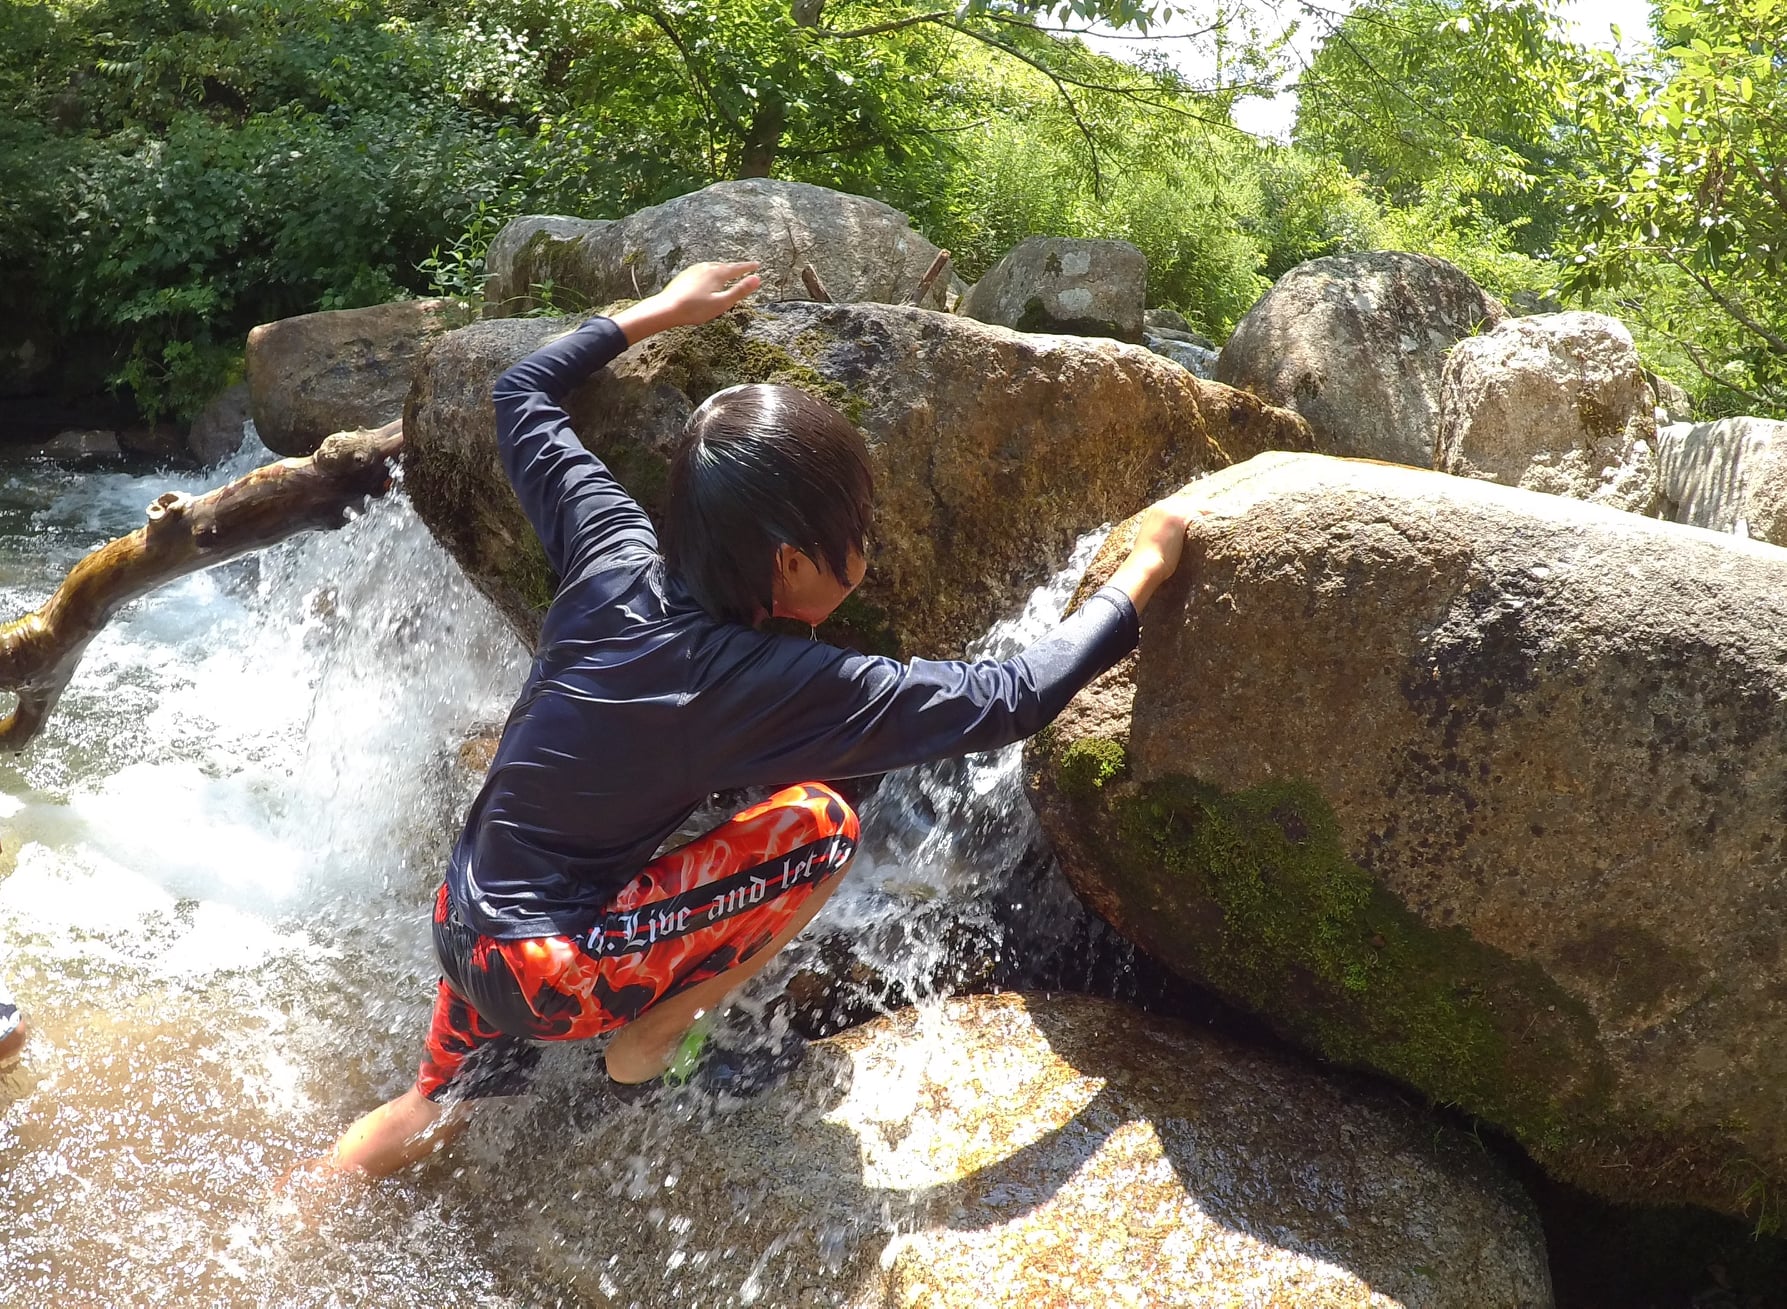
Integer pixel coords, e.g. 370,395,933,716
819,11,953,39
0,420,404,753
1663,250,1787,357
1679,338,1772,409
907,249,952,306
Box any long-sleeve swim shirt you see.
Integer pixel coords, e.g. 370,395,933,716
445,314,1140,940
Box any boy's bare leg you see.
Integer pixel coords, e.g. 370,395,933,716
314,1086,474,1180
603,871,844,1084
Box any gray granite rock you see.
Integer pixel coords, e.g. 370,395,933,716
959,237,1147,341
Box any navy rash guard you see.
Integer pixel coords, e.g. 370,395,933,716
445,314,1140,941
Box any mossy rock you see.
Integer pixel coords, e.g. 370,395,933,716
404,300,1310,654
1026,451,1787,1225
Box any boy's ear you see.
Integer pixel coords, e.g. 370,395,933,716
773,543,815,580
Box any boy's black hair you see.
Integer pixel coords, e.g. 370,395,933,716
664,383,874,626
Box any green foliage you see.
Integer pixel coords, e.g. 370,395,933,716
0,0,555,418
1558,0,1787,417
6,0,1245,420
1294,0,1581,218
908,106,1272,336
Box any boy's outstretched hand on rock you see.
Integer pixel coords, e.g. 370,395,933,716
1109,488,1212,616
613,261,763,344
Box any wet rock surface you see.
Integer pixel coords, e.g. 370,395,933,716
186,380,253,465
1216,251,1505,466
1027,451,1787,1220
448,993,1553,1308
403,301,1310,652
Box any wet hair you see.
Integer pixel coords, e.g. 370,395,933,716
664,383,874,625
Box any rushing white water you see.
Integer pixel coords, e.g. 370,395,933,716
0,433,1109,1305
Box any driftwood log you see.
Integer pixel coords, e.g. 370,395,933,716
0,420,404,752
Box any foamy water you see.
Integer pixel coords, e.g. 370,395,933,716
0,433,1107,1305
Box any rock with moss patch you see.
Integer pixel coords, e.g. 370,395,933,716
959,237,1147,342
482,215,613,316
1217,251,1505,466
1027,450,1787,1221
246,298,475,456
456,992,1552,1307
1437,312,1661,515
403,301,1312,652
480,180,959,317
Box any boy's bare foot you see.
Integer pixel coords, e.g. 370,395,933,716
313,1087,473,1180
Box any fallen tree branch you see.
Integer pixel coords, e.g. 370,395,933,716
0,419,404,753
907,249,951,306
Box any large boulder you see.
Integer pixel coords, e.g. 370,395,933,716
449,993,1553,1307
1658,417,1787,544
1217,251,1506,466
481,215,613,316
958,236,1147,341
403,300,1313,653
1027,451,1787,1221
1436,311,1661,515
480,180,959,317
245,298,474,456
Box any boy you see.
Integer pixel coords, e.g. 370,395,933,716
323,261,1199,1178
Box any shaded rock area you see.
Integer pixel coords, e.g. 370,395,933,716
186,381,252,465
404,301,1311,653
39,423,187,462
1657,417,1787,544
1437,311,1661,515
483,215,613,315
41,428,122,460
958,236,1147,341
246,297,475,456
1144,333,1218,378
481,180,959,317
1647,370,1693,425
1027,451,1787,1221
443,993,1552,1308
1216,251,1505,466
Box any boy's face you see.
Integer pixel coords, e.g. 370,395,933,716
769,545,868,627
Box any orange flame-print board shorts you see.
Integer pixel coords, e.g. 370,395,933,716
417,782,859,1101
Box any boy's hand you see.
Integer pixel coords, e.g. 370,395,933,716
1109,488,1212,616
613,262,763,344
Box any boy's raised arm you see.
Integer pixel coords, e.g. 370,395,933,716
492,262,761,583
